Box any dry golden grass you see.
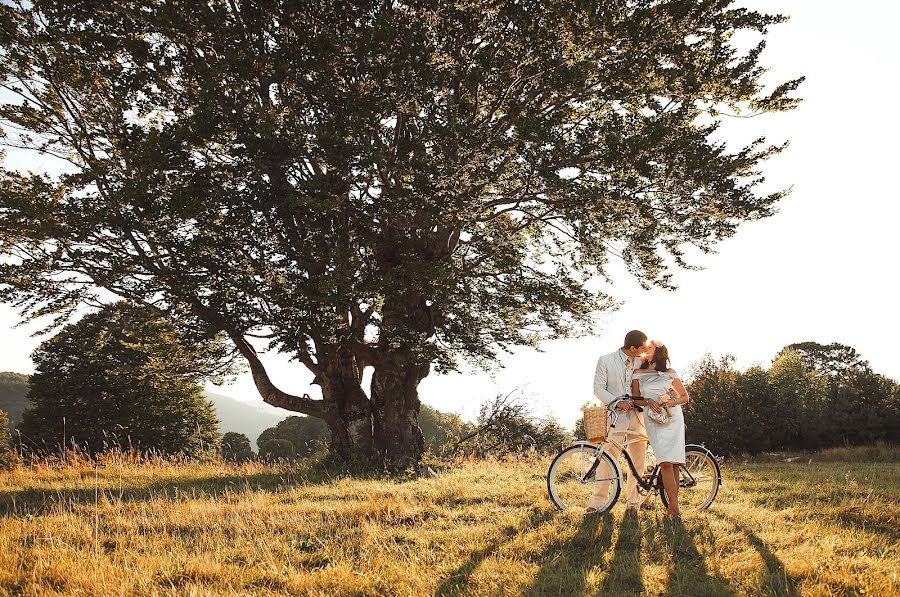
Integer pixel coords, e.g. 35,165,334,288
1,448,897,596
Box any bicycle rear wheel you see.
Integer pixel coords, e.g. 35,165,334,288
660,445,721,511
547,443,622,512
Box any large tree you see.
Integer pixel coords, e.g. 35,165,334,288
0,1,802,468
778,342,870,379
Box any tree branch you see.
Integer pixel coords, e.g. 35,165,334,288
225,329,328,418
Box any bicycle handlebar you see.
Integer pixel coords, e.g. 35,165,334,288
608,396,644,413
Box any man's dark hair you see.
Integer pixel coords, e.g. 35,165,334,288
623,330,648,350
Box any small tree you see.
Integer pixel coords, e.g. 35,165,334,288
220,432,255,463
0,372,30,428
731,366,773,453
685,354,741,453
258,438,296,462
257,416,330,458
18,302,227,457
767,350,821,450
451,392,568,457
572,417,586,442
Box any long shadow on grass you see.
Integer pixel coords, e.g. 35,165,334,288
521,511,615,596
656,517,736,597
595,509,644,595
711,512,799,596
434,508,558,596
0,465,359,517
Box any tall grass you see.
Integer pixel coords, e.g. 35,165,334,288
1,448,897,595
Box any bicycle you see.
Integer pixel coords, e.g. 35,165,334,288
547,398,722,513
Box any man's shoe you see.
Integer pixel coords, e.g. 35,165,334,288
640,502,655,511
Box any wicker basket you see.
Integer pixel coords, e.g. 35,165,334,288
581,404,608,443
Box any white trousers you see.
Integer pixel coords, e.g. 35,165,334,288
587,412,648,510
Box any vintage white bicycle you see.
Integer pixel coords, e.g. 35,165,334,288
546,398,722,513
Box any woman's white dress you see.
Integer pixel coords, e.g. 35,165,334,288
634,370,686,464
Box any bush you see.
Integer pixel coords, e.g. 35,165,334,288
452,392,571,458
256,405,471,460
419,404,473,456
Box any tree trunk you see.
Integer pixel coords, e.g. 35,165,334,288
370,351,429,471
316,347,376,463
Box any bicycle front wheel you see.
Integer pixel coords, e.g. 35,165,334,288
547,443,622,512
660,445,721,511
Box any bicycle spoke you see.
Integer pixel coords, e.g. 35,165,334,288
548,445,622,512
675,450,720,510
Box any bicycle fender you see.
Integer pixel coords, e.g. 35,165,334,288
685,443,723,486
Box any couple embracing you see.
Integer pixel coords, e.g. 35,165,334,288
589,330,691,518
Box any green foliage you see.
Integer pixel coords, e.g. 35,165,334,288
572,416,586,442
418,404,469,455
258,438,295,462
220,431,254,463
17,302,222,457
0,408,10,467
0,372,30,428
779,342,870,378
0,0,802,373
686,344,900,455
0,1,804,464
257,416,330,458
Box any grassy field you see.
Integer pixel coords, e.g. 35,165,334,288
0,448,897,596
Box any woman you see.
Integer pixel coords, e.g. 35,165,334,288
630,340,690,518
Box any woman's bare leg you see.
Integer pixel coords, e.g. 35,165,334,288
672,463,681,515
659,462,680,517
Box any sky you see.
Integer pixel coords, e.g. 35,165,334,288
1,1,899,429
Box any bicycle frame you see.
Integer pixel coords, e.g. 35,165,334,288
580,423,659,491
582,438,707,496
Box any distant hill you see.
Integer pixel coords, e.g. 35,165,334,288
204,391,290,450
0,372,30,429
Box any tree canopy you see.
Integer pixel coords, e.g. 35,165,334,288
778,342,870,378
17,302,223,456
0,0,803,467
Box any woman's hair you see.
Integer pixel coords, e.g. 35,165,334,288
640,340,670,372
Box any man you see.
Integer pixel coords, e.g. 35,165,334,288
587,329,649,512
